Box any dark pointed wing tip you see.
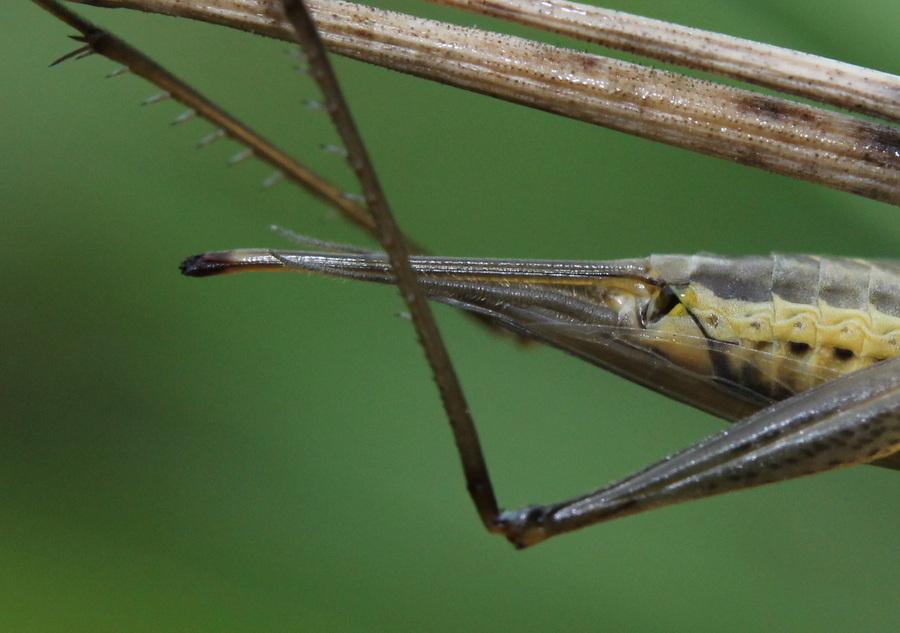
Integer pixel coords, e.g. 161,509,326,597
180,253,224,277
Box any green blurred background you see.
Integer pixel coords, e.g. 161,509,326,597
5,0,900,630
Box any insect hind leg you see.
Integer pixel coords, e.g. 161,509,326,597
497,356,900,548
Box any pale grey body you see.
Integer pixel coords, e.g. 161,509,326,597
183,248,900,546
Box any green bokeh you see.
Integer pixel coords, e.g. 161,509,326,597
5,1,900,631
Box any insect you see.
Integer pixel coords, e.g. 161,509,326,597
185,245,900,547
10,0,900,624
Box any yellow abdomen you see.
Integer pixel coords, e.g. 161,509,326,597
647,254,900,400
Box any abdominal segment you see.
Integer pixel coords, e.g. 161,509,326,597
646,254,900,401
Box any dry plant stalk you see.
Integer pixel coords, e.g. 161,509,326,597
64,0,900,204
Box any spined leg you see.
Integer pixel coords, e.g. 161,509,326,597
495,357,900,548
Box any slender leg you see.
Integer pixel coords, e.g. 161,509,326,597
278,0,505,533
32,0,506,540
496,357,900,548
